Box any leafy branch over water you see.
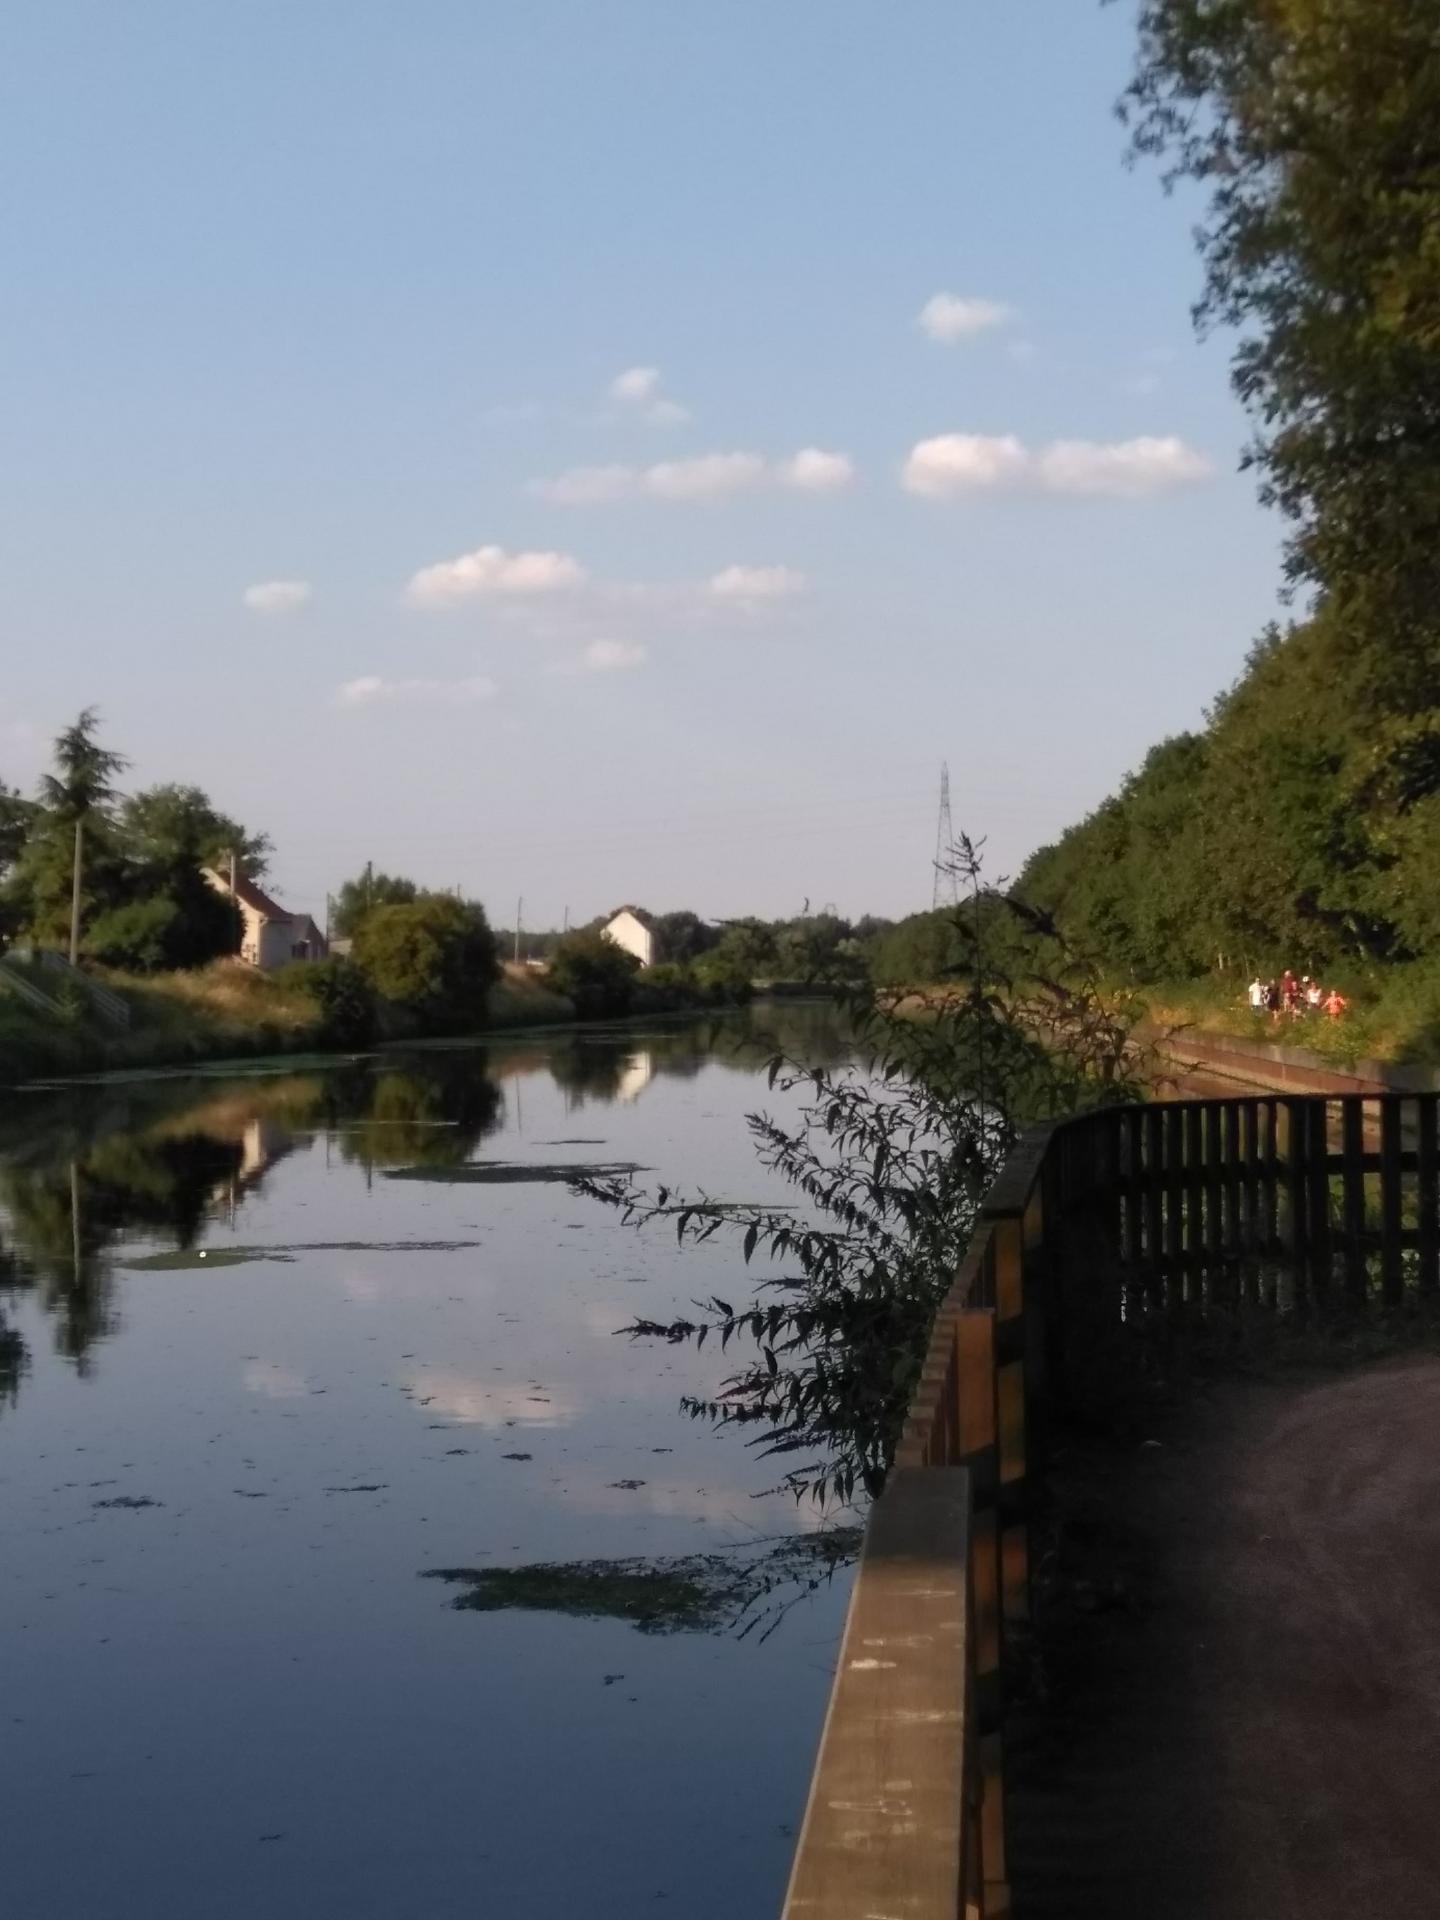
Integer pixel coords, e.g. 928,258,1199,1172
423,1529,863,1639
577,843,1154,1506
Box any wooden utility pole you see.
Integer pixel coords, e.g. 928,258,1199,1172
69,818,84,965
514,897,523,966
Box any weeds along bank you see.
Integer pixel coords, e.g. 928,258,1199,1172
0,956,758,1086
0,960,575,1085
1132,966,1440,1071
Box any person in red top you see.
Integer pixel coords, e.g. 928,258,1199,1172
1324,988,1348,1019
1282,969,1298,1010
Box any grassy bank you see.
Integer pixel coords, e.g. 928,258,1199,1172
0,960,580,1085
1136,964,1440,1068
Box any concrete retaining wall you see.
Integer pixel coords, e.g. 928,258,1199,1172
1147,1024,1440,1096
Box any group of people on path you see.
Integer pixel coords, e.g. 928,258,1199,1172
1247,969,1348,1023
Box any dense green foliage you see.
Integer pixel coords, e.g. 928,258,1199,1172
1025,4,1440,991
544,929,759,1020
545,929,642,1019
1123,0,1440,677
332,869,418,939
649,910,719,964
868,907,970,986
274,958,379,1047
351,895,500,1032
120,785,271,879
2,713,258,969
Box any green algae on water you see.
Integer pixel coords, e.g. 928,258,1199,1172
118,1248,293,1271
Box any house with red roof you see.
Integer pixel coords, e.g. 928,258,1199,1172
203,868,328,971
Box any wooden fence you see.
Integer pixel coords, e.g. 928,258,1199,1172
782,1089,1440,1920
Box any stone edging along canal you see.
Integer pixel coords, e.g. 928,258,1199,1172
1144,1023,1440,1097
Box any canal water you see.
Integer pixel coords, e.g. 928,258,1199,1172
0,1005,861,1919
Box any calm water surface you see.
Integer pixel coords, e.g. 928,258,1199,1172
0,1005,860,1919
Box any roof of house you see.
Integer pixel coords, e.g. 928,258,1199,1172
204,867,291,923
606,905,656,931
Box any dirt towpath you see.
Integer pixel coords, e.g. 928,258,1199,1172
1009,1354,1440,1917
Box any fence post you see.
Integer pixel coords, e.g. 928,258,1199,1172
956,1308,1007,1915
1380,1099,1404,1305
1281,1100,1309,1304
1419,1095,1439,1297
1341,1098,1367,1301
1306,1100,1333,1298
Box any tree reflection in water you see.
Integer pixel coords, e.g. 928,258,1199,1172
0,1053,505,1406
0,1001,857,1417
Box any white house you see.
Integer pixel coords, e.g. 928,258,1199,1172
203,868,328,971
601,907,657,969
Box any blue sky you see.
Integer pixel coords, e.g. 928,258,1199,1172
0,2,1284,926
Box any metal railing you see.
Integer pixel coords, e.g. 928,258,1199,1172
2,947,131,1028
783,1089,1440,1920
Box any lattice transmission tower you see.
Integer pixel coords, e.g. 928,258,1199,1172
932,761,959,909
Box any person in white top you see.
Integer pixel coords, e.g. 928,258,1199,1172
1247,977,1266,1010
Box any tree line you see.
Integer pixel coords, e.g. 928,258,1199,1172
0,709,503,1042
0,708,264,970
1019,2,1440,995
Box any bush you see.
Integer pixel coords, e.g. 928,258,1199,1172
352,895,500,1032
274,958,378,1047
692,946,758,1001
86,897,182,973
85,873,239,974
546,930,640,1019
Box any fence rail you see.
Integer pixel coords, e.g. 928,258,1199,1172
2,946,132,1028
783,1088,1440,1920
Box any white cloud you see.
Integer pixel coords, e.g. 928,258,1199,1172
532,448,852,505
902,431,1212,500
708,564,806,601
610,365,662,404
781,448,854,492
241,1360,310,1398
582,639,647,671
337,674,499,706
644,451,766,501
406,1370,579,1429
532,464,638,506
1036,435,1213,497
243,579,311,614
902,433,1030,497
406,544,586,606
608,365,691,426
918,293,1012,343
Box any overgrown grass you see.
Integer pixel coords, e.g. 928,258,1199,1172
487,965,575,1029
1136,962,1440,1066
0,960,327,1082
0,957,580,1085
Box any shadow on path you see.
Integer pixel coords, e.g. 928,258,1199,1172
1009,1355,1440,1918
